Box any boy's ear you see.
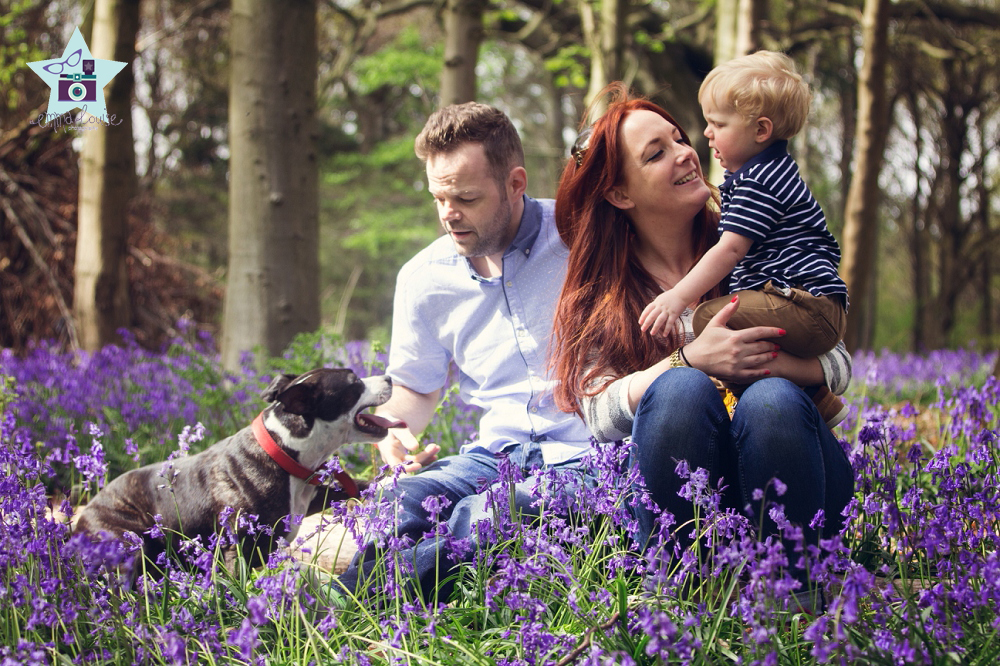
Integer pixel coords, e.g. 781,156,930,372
604,187,634,210
754,117,774,143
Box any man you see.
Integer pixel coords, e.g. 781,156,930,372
336,102,594,603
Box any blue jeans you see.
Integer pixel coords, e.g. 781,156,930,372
631,368,854,555
337,441,587,603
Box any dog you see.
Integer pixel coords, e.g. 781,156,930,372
73,368,404,573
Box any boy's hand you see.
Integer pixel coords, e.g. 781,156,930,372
640,289,687,337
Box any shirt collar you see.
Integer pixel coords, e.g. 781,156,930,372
720,139,789,192
464,195,541,281
509,194,542,256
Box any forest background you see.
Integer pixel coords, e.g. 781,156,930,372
1,0,999,368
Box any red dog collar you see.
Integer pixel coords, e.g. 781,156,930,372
252,412,359,498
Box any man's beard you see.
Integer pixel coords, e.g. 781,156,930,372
456,195,513,258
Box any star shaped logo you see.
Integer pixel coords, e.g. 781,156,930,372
27,26,127,121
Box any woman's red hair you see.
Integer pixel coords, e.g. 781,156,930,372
551,83,723,416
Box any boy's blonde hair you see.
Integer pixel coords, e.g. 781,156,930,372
698,50,810,140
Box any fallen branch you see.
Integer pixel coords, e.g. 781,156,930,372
556,611,621,666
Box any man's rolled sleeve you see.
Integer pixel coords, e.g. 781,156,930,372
387,266,450,394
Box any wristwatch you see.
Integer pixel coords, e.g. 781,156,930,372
667,347,690,369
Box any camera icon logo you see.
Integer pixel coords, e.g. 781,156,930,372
57,57,97,103
28,26,127,121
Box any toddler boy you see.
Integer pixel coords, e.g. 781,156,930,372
639,50,849,427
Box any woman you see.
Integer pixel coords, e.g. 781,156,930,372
550,83,854,568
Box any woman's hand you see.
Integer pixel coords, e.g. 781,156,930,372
684,295,783,384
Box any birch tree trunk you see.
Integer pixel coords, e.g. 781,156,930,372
840,0,891,352
440,0,485,106
735,0,764,56
75,0,139,350
582,0,627,114
221,0,319,371
707,0,739,186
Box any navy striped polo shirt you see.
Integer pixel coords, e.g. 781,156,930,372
719,140,848,308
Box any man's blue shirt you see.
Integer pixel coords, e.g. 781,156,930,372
387,195,593,464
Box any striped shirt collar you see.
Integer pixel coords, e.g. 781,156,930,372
720,139,790,193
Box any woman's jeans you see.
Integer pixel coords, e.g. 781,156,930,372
631,368,855,557
337,442,587,603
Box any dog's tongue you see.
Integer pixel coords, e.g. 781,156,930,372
359,413,406,430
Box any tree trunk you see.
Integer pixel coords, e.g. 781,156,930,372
221,0,319,371
934,86,963,346
975,112,993,344
579,0,602,109
932,58,979,348
837,34,858,211
910,170,931,353
904,88,930,352
735,0,765,55
75,0,139,350
714,0,739,65
840,0,891,353
541,72,566,198
600,0,627,82
581,0,627,113
440,0,485,106
707,0,739,186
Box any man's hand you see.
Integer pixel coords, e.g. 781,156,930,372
639,289,687,337
377,426,440,474
372,384,443,473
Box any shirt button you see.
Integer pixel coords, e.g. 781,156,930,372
531,407,538,413
517,329,527,337
506,280,513,287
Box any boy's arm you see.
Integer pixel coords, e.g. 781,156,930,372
640,231,754,335
673,231,753,304
375,384,442,472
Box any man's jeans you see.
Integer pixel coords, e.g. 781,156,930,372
339,371,854,602
337,441,588,603
630,368,855,558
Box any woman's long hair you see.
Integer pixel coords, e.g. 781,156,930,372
551,83,723,416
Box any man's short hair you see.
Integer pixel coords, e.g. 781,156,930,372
698,50,811,140
415,102,525,185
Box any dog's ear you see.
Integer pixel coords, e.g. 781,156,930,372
273,380,317,416
261,374,298,403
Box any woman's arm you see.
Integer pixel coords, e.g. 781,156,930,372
680,295,781,385
626,296,780,412
580,376,637,443
819,341,852,394
580,301,851,440
688,298,852,393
